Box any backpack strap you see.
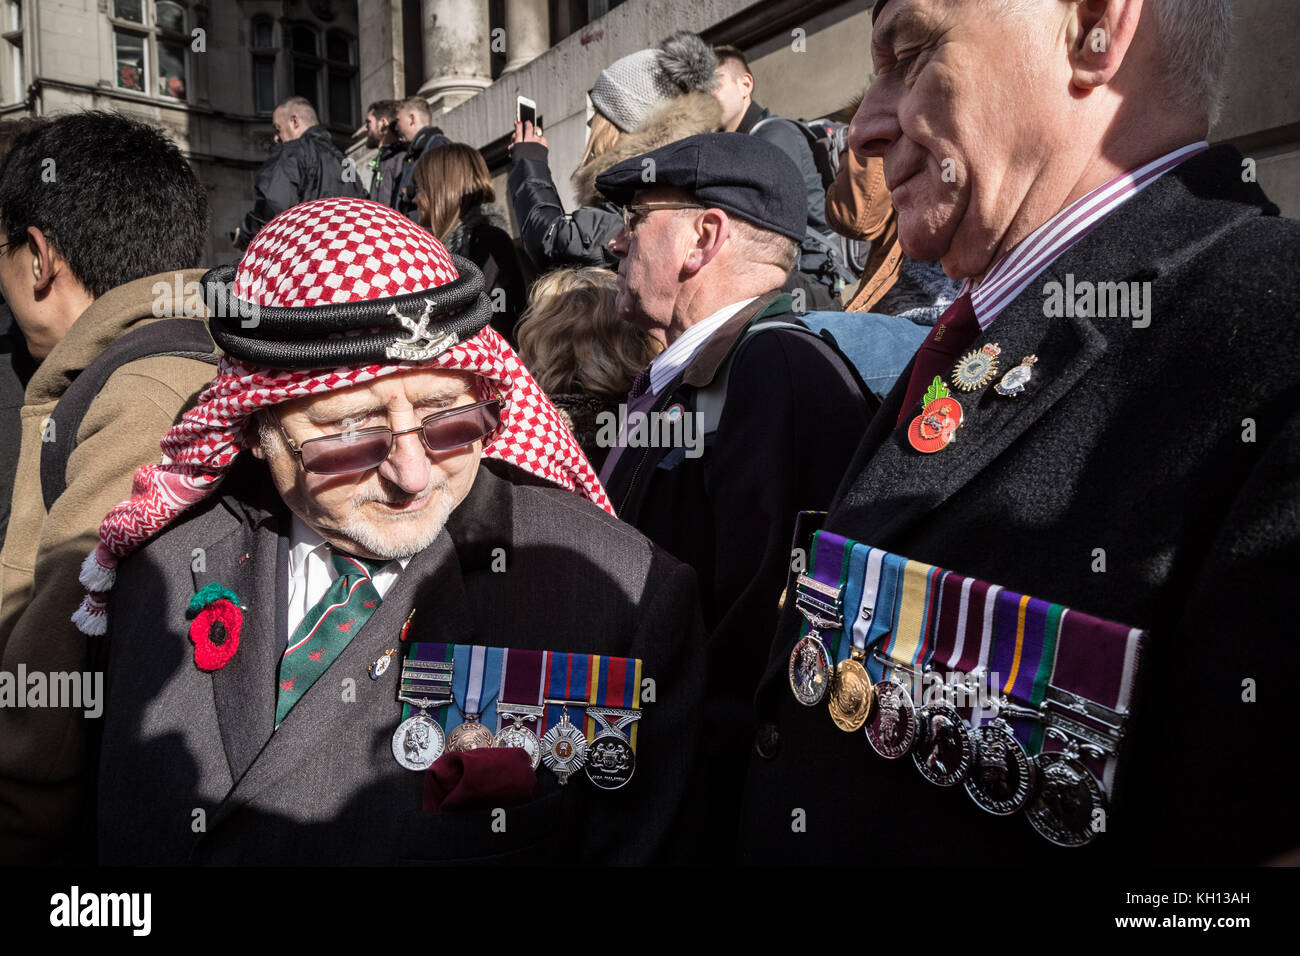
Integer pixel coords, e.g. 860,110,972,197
695,317,821,441
40,320,219,513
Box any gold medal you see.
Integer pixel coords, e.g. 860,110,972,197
951,343,1001,392
828,651,874,732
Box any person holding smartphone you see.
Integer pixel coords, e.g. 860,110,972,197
507,31,721,273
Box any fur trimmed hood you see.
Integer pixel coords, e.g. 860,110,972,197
571,91,723,207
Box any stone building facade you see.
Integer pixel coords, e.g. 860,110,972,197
2,0,364,266
0,0,1296,269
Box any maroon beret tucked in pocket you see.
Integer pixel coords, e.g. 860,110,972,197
423,748,538,812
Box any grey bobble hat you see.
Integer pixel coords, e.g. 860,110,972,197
590,31,719,134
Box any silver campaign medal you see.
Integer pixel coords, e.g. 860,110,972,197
911,701,973,787
493,704,543,770
393,653,454,771
788,575,844,707
788,633,834,707
391,711,445,771
584,707,641,790
1026,750,1107,847
964,718,1037,815
865,678,917,759
540,703,588,785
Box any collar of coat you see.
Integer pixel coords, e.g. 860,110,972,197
736,100,771,136
671,289,795,391
24,268,210,407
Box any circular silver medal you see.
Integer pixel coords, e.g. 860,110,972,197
541,714,588,784
584,733,636,790
1026,751,1106,847
865,678,917,759
912,702,973,786
391,713,445,771
493,723,541,770
964,720,1036,815
788,633,833,707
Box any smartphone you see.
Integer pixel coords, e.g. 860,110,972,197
516,95,537,128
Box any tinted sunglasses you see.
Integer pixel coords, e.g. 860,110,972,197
277,399,502,475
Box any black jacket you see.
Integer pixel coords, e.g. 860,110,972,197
238,125,364,242
507,141,621,271
739,145,1300,866
366,139,408,210
601,291,875,851
739,102,833,291
395,125,452,221
441,204,528,346
94,457,708,865
506,90,724,273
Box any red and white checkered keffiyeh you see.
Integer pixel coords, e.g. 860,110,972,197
73,197,611,635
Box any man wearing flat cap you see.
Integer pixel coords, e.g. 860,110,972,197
83,197,706,865
741,0,1300,865
595,132,876,851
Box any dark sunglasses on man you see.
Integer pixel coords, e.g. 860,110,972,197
277,399,503,475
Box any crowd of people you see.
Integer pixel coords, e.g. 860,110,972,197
0,0,1296,867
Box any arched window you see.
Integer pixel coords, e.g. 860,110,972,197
110,0,190,100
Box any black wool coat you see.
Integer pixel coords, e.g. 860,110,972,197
93,457,707,865
739,145,1300,866
602,291,875,851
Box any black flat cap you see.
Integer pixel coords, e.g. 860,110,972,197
595,132,808,243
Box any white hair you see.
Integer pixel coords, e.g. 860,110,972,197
995,0,1233,123
726,217,799,273
1153,0,1233,124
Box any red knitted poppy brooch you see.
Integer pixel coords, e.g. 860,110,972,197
188,583,244,671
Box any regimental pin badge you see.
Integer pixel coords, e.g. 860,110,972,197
908,377,963,454
994,354,1038,397
951,343,1001,392
369,648,397,680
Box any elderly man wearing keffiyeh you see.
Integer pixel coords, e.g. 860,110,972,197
85,198,706,866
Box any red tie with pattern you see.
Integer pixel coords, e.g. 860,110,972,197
895,293,979,427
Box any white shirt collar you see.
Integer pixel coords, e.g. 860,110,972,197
647,296,759,396
964,141,1209,329
287,513,412,575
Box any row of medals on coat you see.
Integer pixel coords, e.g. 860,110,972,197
784,346,1119,847
377,648,641,791
784,571,1119,848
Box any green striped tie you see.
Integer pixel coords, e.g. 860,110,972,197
276,551,385,726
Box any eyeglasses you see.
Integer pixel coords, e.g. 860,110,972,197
620,202,705,233
277,399,503,475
